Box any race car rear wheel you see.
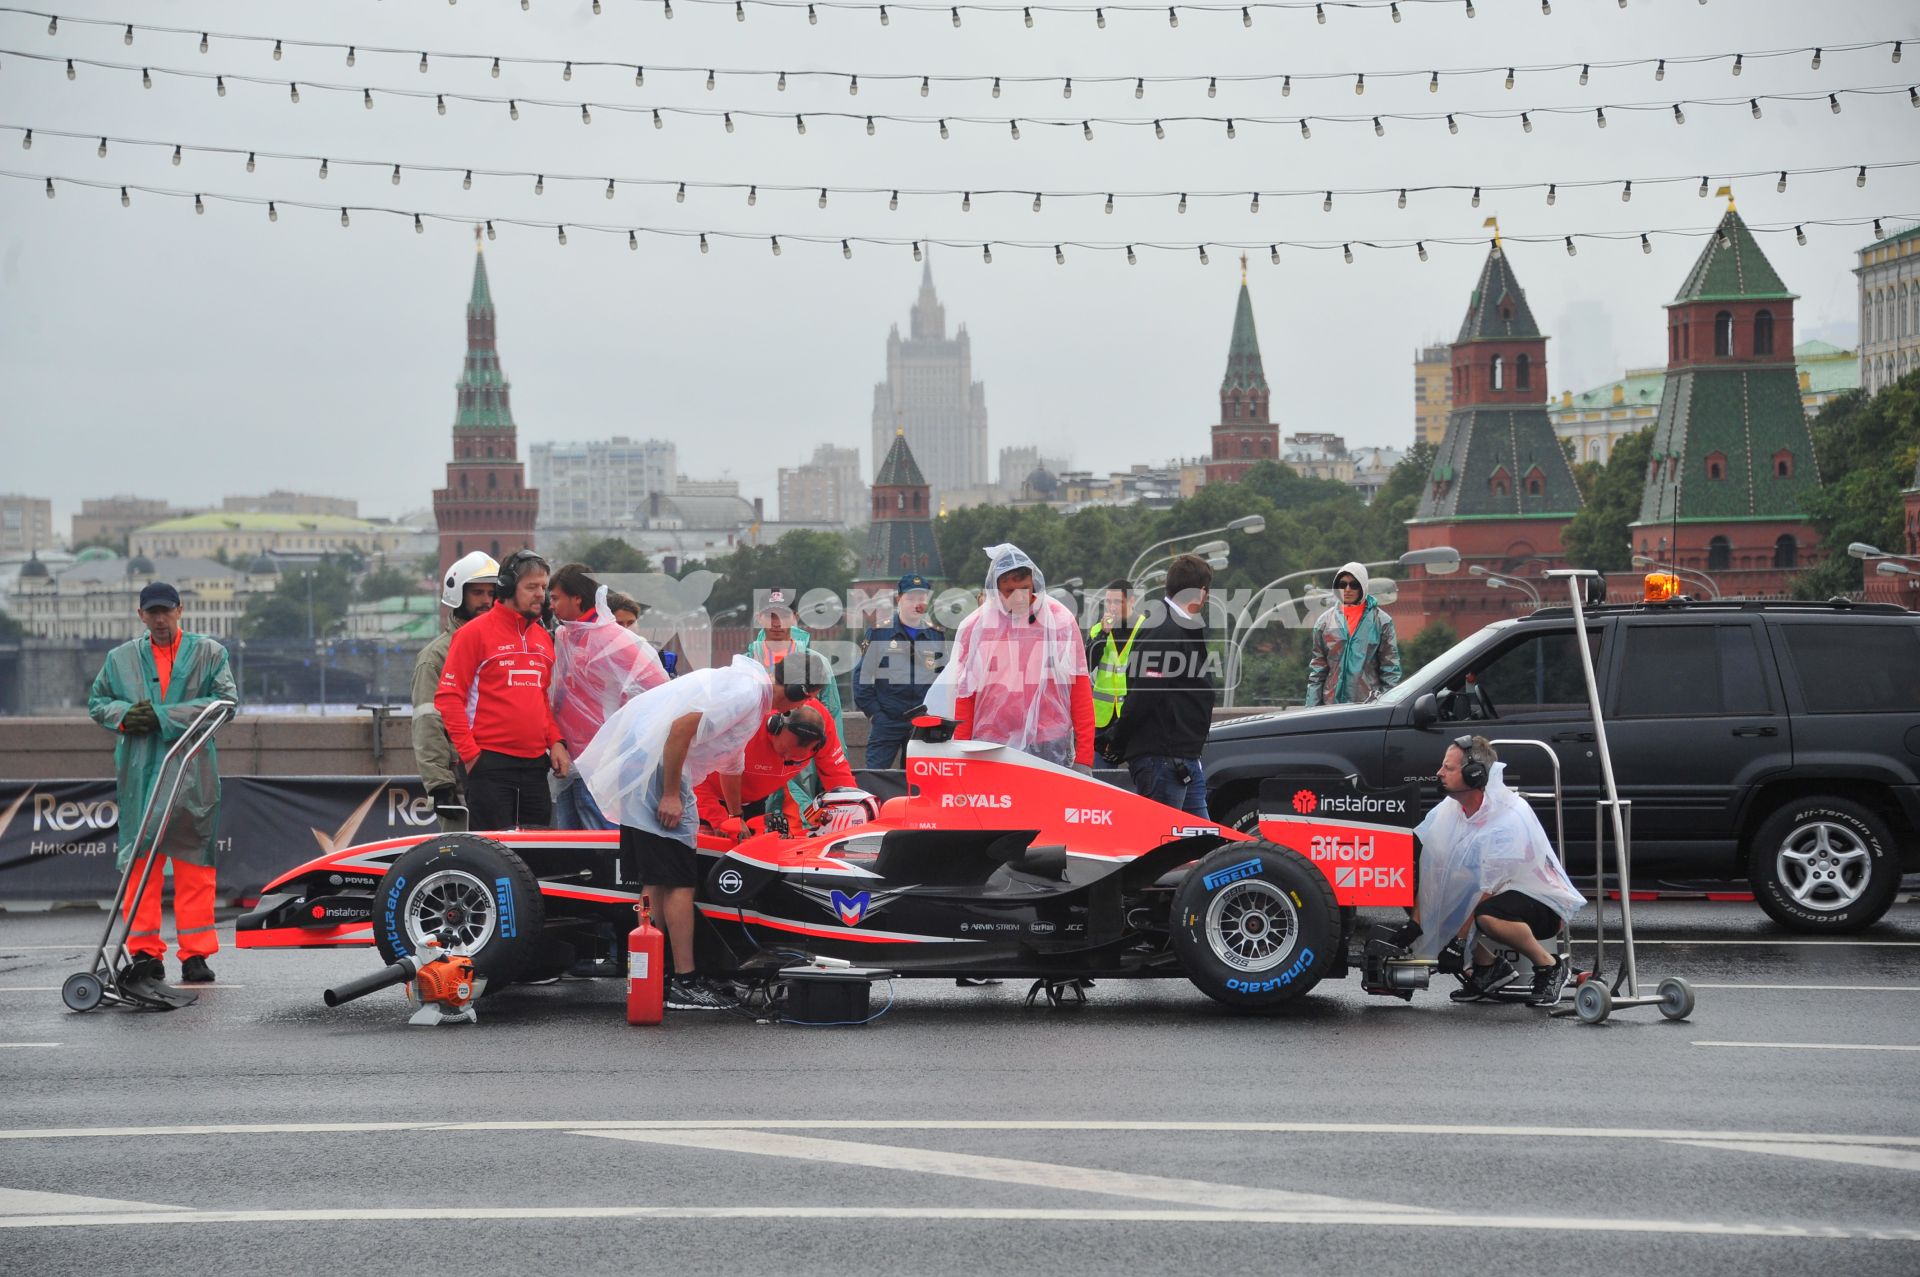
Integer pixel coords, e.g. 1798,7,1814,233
1170,842,1339,1011
375,834,545,986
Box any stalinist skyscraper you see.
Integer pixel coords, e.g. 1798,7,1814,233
872,258,990,506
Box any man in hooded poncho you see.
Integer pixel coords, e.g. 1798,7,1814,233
929,544,1095,772
1408,735,1587,1008
1305,561,1401,706
87,580,237,986
548,563,672,830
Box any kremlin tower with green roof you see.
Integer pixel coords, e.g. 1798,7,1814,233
432,239,540,574
1205,259,1279,484
1629,199,1823,596
1397,234,1583,638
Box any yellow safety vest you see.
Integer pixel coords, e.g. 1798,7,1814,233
1090,619,1140,729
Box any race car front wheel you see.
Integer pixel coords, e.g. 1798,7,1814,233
374,834,546,985
1170,842,1339,1011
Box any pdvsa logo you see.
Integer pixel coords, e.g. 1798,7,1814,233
1064,808,1114,826
1291,789,1318,815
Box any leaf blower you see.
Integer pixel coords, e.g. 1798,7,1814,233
323,931,486,1026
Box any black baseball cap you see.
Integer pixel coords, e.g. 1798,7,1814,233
138,581,181,611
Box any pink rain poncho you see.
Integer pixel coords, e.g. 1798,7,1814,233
1411,761,1588,959
550,586,672,756
925,543,1090,768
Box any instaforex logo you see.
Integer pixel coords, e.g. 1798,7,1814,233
1291,790,1318,815
1316,793,1409,816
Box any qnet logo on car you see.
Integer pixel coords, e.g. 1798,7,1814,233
1292,789,1318,815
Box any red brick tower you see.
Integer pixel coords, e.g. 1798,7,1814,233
1205,257,1279,484
1397,237,1584,638
854,430,944,602
1630,201,1822,597
432,239,539,574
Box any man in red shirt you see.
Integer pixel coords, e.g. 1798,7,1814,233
693,698,855,833
434,550,568,829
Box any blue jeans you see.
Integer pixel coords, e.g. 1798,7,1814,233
552,771,615,831
1127,755,1210,820
865,716,913,768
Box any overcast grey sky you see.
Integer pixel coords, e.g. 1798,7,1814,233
2,0,1914,531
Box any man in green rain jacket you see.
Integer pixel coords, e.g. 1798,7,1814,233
1305,561,1402,707
87,580,237,985
746,589,845,812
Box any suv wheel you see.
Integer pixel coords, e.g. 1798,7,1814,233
1747,797,1900,933
1219,797,1262,836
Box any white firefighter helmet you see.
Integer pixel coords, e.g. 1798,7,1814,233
441,550,501,608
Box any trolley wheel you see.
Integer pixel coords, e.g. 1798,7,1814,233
61,972,105,1013
1574,979,1612,1025
1657,976,1695,1021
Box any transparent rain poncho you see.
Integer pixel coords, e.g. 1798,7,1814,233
924,542,1088,767
550,585,671,756
575,656,774,842
1411,761,1587,958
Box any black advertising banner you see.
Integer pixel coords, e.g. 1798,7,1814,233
0,771,920,904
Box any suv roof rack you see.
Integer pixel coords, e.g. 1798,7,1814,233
1531,598,1913,619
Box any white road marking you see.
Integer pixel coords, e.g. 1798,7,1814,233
1691,984,1920,992
0,1043,60,1050
4,1120,1920,1146
0,1188,184,1217
1673,1141,1920,1173
576,1128,1427,1214
0,1204,1910,1241
1692,1041,1920,1053
0,986,247,993
1604,939,1920,946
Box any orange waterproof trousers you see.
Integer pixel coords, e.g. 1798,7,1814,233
121,858,218,959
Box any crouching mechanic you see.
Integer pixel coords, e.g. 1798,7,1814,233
1407,736,1587,1008
575,651,836,1011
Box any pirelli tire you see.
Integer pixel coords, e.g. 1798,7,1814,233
374,834,546,986
1746,796,1901,934
1171,841,1340,1011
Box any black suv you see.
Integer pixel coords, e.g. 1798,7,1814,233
1203,597,1920,932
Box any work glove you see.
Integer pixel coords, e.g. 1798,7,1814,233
121,701,159,735
427,786,458,814
1436,938,1467,976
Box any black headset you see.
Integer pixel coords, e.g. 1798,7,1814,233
493,549,549,600
772,650,830,704
764,710,827,747
1452,735,1489,790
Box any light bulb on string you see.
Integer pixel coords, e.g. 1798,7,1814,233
1795,225,1806,245
1417,241,1428,260
200,32,208,53
1655,59,1665,81
1716,228,1730,248
1829,94,1841,114
45,16,54,34
217,75,226,96
772,236,781,256
1505,68,1515,90
1243,6,1251,26
1446,115,1457,134
464,170,473,190
1283,76,1291,97
701,233,710,253
195,194,204,215
913,241,922,262
921,77,929,97
1429,72,1439,93
1398,188,1407,209
725,114,734,132
340,208,350,228
1622,181,1632,202
66,59,74,80
1098,8,1106,27
268,201,277,222
820,188,829,208
1180,193,1189,213
121,186,130,207
318,158,329,179
808,4,817,23
392,165,402,185
1226,119,1236,139
1546,184,1556,205
486,220,495,240
1025,7,1034,26
1750,99,1761,118
778,72,786,91
867,116,876,135
939,119,949,139
289,82,299,103
1198,246,1208,265
1010,120,1020,140
415,214,424,234
1641,234,1651,254
1135,78,1144,99
19,130,29,150
1105,193,1114,214
1776,171,1787,193
419,53,428,74
1391,2,1401,19
535,175,544,194
142,68,151,89
492,57,501,77
1156,119,1166,139
1315,3,1325,22
1373,117,1384,137
1322,192,1332,212
1032,193,1042,212
1698,175,1708,197
1732,54,1743,76
653,109,663,128
707,70,716,90
1249,192,1261,214
557,226,567,247
1126,245,1137,266
1464,0,1475,16
1672,104,1685,124
951,7,960,26
1343,243,1354,263
1521,112,1532,133
1873,218,1885,238
97,137,107,158
880,6,889,24
748,185,757,205
629,230,637,251
962,191,971,211
1055,245,1064,265
246,151,255,172
1354,74,1364,96
44,178,53,198
274,40,283,61
983,244,992,263
1471,186,1481,207
1579,64,1589,86
363,89,373,109
1300,119,1311,139
844,240,853,260
1894,41,1903,63
890,190,899,210
1596,107,1607,128
1857,166,1867,187
1208,78,1216,98
347,47,356,67
565,62,574,82
992,78,1001,98
1811,48,1821,70
1169,8,1179,28
1083,121,1093,140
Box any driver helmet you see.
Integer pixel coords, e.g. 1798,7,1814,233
805,787,880,833
441,550,501,608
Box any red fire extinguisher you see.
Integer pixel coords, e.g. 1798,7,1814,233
627,896,664,1025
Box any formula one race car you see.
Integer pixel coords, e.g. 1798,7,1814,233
238,725,1423,1011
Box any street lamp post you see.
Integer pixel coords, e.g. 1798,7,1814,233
1849,541,1920,568
1468,564,1544,607
1125,515,1265,581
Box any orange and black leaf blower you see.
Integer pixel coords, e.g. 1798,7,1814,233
323,932,485,1025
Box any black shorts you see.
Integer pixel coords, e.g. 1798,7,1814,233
1475,890,1563,940
620,825,701,889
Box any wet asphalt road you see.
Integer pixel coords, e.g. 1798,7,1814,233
3,898,1918,1276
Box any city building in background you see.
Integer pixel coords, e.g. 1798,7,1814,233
1856,222,1918,395
855,431,943,602
9,553,275,641
1205,259,1280,485
531,437,677,529
222,491,358,518
1280,433,1354,483
1632,204,1825,596
1412,343,1453,447
1347,446,1406,505
70,495,189,550
675,477,741,499
778,444,867,526
996,446,1071,503
131,513,419,563
871,258,990,507
1399,238,1584,639
432,243,540,574
1550,341,1859,466
0,495,54,556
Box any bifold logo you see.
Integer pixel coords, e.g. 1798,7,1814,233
1310,834,1375,862
940,793,1012,810
1063,808,1114,826
1333,865,1408,889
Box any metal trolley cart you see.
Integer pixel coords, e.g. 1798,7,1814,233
60,698,238,1013
1544,570,1696,1025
